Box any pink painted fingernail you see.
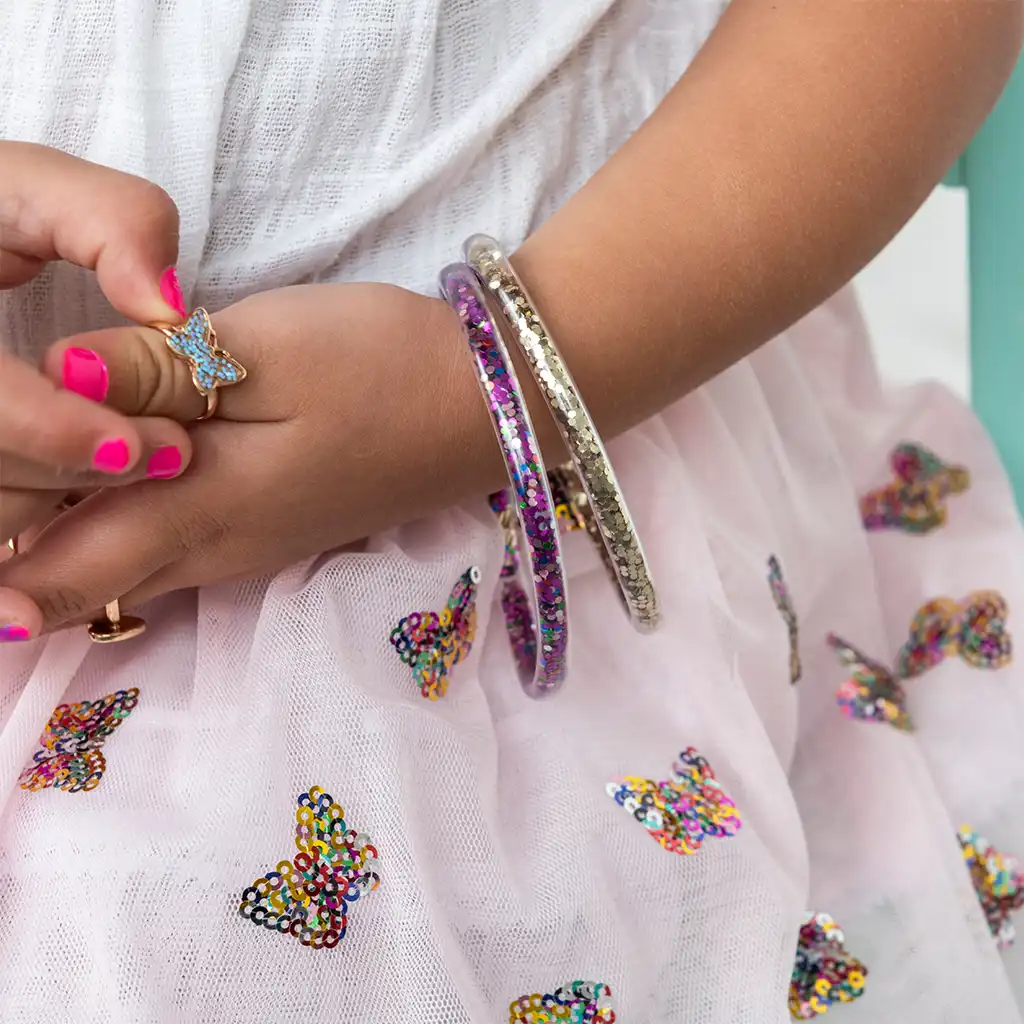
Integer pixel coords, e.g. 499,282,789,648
0,624,30,643
63,347,109,403
146,445,182,480
159,266,187,320
94,437,131,473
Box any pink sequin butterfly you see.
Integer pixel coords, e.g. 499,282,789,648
827,634,912,731
768,555,801,684
390,567,480,700
860,441,969,534
606,747,742,856
895,591,1012,678
509,980,615,1023
19,688,140,794
239,785,380,950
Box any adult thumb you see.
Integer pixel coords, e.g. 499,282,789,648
0,141,187,325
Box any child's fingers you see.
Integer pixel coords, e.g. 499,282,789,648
0,348,149,473
0,141,186,324
0,416,191,490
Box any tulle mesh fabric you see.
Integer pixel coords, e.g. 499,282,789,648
1,0,1023,1020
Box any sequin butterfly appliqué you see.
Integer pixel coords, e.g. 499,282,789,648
958,826,1024,951
606,747,742,855
860,441,969,534
895,591,1012,678
768,555,801,684
19,688,140,794
826,634,911,731
509,980,615,1023
164,308,246,396
789,912,868,1019
390,567,480,700
239,786,380,950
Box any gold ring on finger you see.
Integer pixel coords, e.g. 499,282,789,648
151,308,247,421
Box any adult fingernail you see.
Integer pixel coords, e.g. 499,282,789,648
63,347,109,403
94,438,131,473
0,624,30,642
146,445,183,479
159,266,187,320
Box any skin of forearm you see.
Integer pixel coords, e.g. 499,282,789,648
509,0,1024,444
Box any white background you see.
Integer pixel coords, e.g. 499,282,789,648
857,188,969,398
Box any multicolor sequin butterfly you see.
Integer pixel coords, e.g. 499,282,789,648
789,911,868,1019
164,307,246,395
860,441,969,534
768,555,801,684
827,634,911,731
606,747,742,855
239,786,380,950
895,591,1012,678
958,826,1024,951
390,567,480,699
509,980,615,1023
19,687,140,793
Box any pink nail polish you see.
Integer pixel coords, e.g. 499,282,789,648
159,266,187,320
94,438,130,473
0,624,30,642
63,347,109,403
146,445,182,480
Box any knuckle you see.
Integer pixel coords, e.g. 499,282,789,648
36,585,93,625
159,505,231,556
125,179,180,238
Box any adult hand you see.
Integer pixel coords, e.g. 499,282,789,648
0,281,506,638
0,143,197,637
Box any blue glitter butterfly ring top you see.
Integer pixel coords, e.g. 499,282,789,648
152,308,248,421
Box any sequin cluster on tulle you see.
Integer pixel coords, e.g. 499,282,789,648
860,442,969,534
895,591,1012,678
958,826,1024,950
789,912,868,1019
239,786,380,949
606,747,741,855
509,980,615,1023
768,555,801,684
19,688,140,793
390,567,480,699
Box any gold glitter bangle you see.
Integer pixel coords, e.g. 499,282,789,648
465,235,659,632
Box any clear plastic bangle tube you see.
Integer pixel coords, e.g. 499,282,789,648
464,235,659,632
439,262,568,697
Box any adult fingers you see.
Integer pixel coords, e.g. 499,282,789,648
0,423,244,634
0,141,186,323
0,348,148,473
0,539,42,642
0,585,42,645
0,417,191,490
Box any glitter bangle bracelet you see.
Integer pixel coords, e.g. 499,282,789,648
439,262,568,698
464,235,659,632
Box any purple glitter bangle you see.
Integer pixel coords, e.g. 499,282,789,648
440,263,568,698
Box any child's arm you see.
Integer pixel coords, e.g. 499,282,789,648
515,0,1023,443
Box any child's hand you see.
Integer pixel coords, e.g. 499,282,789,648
0,282,505,636
0,143,197,636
